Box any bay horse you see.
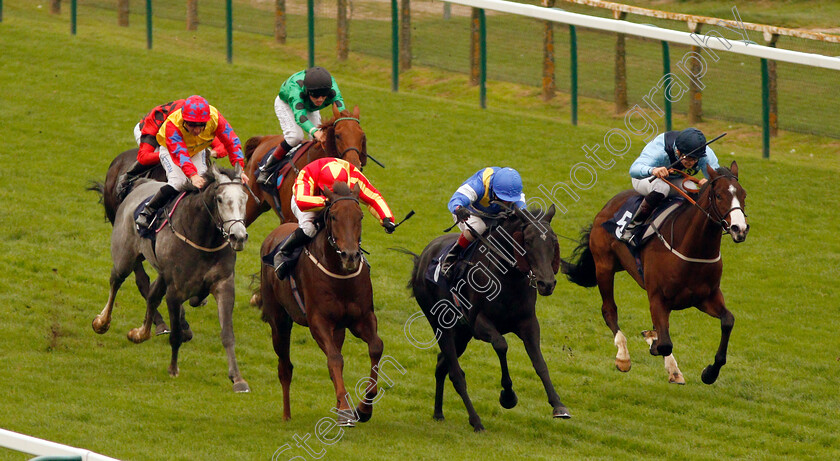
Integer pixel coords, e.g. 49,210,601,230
258,183,383,426
561,162,748,384
242,105,367,226
403,205,570,432
92,165,252,392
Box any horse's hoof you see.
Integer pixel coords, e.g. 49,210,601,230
182,328,194,343
669,372,686,385
701,365,720,385
356,408,372,423
91,317,110,334
552,406,572,419
168,366,179,377
472,423,486,433
233,381,250,393
641,330,657,342
615,358,631,372
499,389,518,409
127,328,150,344
188,296,208,307
155,323,170,336
336,417,356,428
433,413,445,421
250,293,261,306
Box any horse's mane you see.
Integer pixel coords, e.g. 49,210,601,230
318,117,339,155
697,166,737,196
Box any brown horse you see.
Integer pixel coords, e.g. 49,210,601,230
561,162,749,384
257,182,383,426
242,105,367,226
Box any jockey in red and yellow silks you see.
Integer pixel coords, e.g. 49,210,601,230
135,95,247,230
272,157,396,280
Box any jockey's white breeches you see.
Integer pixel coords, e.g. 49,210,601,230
274,96,321,147
291,196,319,238
159,145,208,191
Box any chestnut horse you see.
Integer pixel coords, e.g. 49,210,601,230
242,105,367,226
257,182,382,426
561,162,749,384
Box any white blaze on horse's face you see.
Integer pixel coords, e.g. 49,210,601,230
727,184,749,243
217,176,249,251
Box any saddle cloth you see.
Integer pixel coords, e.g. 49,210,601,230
602,195,685,249
256,141,314,193
133,192,187,240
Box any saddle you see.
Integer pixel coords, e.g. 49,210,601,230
256,141,314,194
133,192,187,240
603,196,684,249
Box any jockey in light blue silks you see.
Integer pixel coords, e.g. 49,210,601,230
441,167,526,274
621,127,720,242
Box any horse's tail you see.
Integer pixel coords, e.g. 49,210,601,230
389,247,420,296
560,225,598,287
87,180,104,202
244,136,263,163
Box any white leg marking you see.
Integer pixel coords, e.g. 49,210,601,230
614,331,629,361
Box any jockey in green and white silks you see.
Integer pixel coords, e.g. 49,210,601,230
257,67,345,185
621,127,720,242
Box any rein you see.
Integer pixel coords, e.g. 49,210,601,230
662,169,744,234
168,182,245,253
308,195,364,279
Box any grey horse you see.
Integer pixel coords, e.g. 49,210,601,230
92,165,251,392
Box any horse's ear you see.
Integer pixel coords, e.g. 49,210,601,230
730,161,739,179
351,182,361,198
210,161,223,183
332,104,340,119
545,204,556,222
324,185,337,202
706,164,718,180
352,105,360,119
551,240,561,274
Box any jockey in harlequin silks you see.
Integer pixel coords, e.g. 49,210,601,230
256,66,346,186
272,157,396,280
116,99,230,200
135,95,248,230
441,167,527,275
621,127,721,243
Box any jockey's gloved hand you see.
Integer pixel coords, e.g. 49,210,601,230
455,206,471,223
382,217,396,234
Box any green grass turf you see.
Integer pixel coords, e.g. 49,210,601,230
0,1,839,460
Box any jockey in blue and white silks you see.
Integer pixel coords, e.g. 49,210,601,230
442,167,526,273
621,127,720,242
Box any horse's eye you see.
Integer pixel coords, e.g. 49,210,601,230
335,134,341,140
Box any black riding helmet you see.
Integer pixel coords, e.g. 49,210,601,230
303,66,333,98
675,127,707,158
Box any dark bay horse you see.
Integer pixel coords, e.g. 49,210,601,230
92,165,252,392
561,162,748,384
242,105,367,226
258,183,383,425
404,205,570,432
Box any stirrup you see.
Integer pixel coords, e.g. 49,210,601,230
620,222,639,242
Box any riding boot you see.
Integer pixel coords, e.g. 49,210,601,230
135,184,178,230
256,141,293,186
273,227,313,280
116,161,155,201
620,192,665,242
441,233,471,279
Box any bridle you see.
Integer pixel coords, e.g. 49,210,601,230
322,195,361,256
332,117,365,163
662,170,745,235
200,181,247,242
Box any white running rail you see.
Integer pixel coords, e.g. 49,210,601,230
0,428,121,461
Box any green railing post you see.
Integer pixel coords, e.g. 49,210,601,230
146,0,152,49
479,8,486,109
307,0,315,67
226,0,233,63
661,41,672,131
569,25,577,126
71,0,77,35
391,0,398,92
761,58,770,158
1,0,4,23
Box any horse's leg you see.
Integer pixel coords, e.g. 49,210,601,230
595,263,630,372
309,315,355,426
437,330,484,432
165,293,184,378
642,330,685,384
647,294,674,357
698,289,734,385
212,274,249,393
433,328,470,422
130,261,169,335
128,276,166,343
472,313,517,410
349,311,383,423
516,317,572,419
269,310,295,420
93,263,132,334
